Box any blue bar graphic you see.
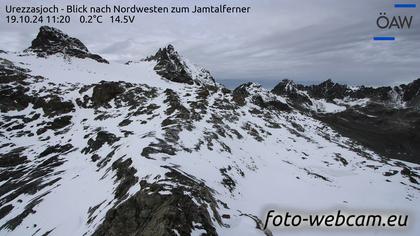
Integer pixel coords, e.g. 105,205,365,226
394,4,416,8
373,37,396,41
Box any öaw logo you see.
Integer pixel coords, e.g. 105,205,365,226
373,3,416,41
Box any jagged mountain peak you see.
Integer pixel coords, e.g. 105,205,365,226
231,82,260,104
272,79,313,108
316,79,348,91
145,44,178,61
30,26,89,53
309,79,349,100
144,44,215,86
274,79,351,102
318,78,334,86
232,82,265,101
163,43,176,54
26,26,108,63
272,79,299,93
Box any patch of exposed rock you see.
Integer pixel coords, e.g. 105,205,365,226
27,26,108,63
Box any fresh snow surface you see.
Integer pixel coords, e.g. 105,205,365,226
0,53,419,236
309,98,347,113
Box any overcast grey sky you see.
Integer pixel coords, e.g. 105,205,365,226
1,0,419,87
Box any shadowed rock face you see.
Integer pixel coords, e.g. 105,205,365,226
30,26,88,53
0,58,29,84
27,26,108,64
93,168,221,236
307,79,349,101
91,82,125,106
271,79,312,107
144,44,215,86
233,82,291,111
232,82,252,106
145,45,194,84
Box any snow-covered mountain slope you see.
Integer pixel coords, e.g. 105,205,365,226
0,27,419,236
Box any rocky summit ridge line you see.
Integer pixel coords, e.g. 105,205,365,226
0,26,419,236
26,26,108,63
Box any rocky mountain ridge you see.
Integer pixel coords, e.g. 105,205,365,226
26,26,108,63
127,44,216,86
273,78,420,109
0,26,419,236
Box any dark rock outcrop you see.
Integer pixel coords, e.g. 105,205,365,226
111,158,138,200
233,82,291,111
82,131,120,154
306,79,348,101
0,84,31,112
33,95,75,117
36,115,73,135
92,81,125,106
0,81,74,116
0,58,29,84
272,79,312,107
93,167,222,236
27,26,108,63
145,44,194,84
144,44,215,85
232,82,252,106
